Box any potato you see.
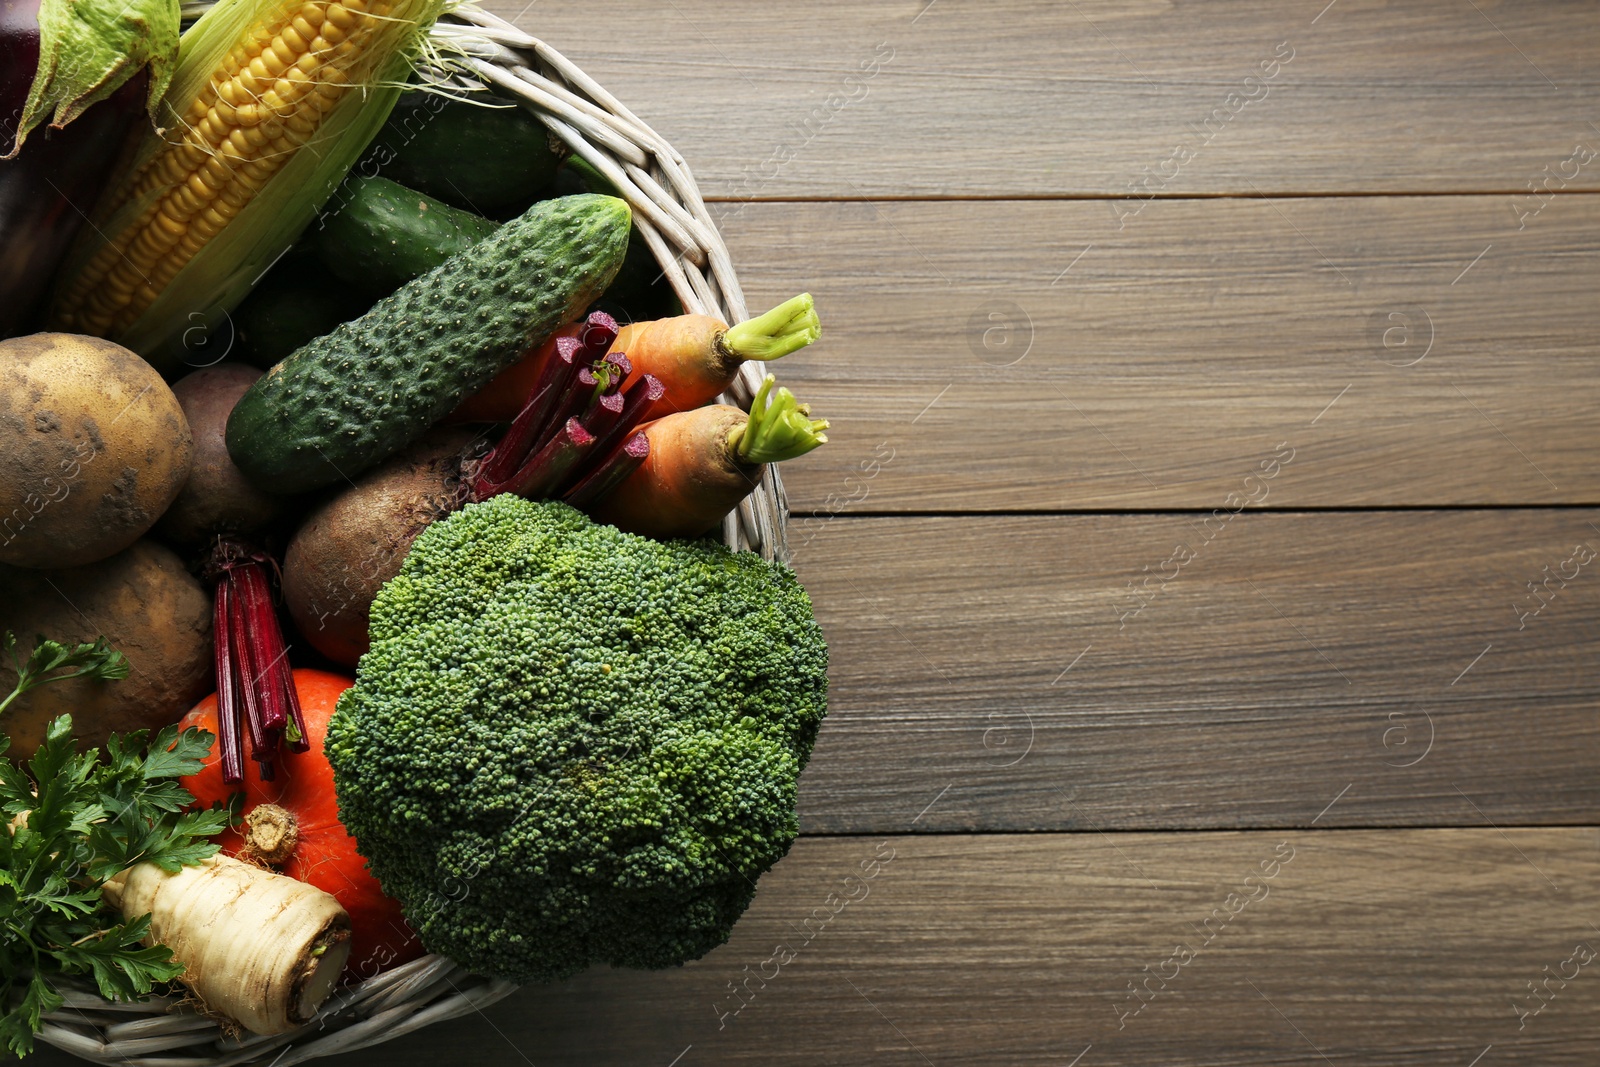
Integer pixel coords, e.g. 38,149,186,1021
0,333,193,568
156,364,287,547
0,539,213,758
283,430,477,666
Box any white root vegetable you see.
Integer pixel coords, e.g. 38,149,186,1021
102,854,352,1035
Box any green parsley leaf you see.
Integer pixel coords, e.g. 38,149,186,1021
0,639,224,1058
0,633,130,718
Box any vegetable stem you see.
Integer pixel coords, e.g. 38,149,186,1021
543,366,605,449
209,543,304,784
564,432,650,508
728,375,829,465
587,373,663,465
470,312,619,501
471,376,564,494
0,633,129,717
580,390,628,447
493,418,596,500
211,584,246,784
719,293,820,365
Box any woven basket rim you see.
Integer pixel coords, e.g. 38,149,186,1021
41,8,787,1065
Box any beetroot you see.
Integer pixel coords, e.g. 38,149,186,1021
282,430,480,667
157,364,288,547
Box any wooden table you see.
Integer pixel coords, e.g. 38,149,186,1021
44,2,1600,1064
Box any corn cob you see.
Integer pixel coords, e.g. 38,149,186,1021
50,0,446,359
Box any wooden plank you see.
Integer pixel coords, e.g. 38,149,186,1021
790,512,1600,833
714,196,1600,510
55,831,1582,1067
497,0,1600,198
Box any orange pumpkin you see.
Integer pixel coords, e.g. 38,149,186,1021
180,668,422,981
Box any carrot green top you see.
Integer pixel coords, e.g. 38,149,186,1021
720,293,822,364
730,374,829,465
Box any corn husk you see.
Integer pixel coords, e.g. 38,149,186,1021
49,0,450,367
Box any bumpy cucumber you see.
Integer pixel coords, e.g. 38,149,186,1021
314,177,499,298
226,194,631,494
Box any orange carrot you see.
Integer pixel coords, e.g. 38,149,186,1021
590,375,827,538
610,294,820,419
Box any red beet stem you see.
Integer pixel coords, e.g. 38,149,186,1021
212,581,246,784
280,665,310,753
226,575,272,775
565,432,650,508
236,565,286,735
563,374,662,499
602,351,632,387
591,373,664,462
578,310,620,352
210,544,302,782
540,366,607,447
469,313,621,502
490,418,596,499
470,349,576,495
580,390,627,445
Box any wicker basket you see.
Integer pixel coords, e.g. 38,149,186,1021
37,8,788,1064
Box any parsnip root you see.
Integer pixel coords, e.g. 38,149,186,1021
103,854,351,1035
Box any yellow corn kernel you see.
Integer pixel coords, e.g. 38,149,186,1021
51,0,439,339
270,37,299,67
153,210,187,238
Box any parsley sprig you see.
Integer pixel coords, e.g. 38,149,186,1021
0,634,129,718
0,633,230,1058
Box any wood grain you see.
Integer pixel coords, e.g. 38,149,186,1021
17,6,1591,1065
713,196,1600,511
495,0,1600,198
33,831,1580,1067
792,511,1600,833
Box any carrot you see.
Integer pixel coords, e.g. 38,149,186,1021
590,374,828,538
611,293,820,418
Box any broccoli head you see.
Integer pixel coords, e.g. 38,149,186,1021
325,496,828,982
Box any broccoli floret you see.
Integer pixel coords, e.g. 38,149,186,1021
325,496,828,982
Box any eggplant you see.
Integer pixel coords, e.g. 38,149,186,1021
0,0,178,338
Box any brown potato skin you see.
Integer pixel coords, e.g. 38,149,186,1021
0,333,193,568
156,364,286,547
0,540,213,758
283,430,478,667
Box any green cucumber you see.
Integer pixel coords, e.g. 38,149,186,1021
226,194,631,494
361,93,561,218
232,251,372,368
556,158,683,323
561,155,620,199
314,177,499,298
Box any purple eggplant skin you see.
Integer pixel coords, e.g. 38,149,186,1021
0,0,146,340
